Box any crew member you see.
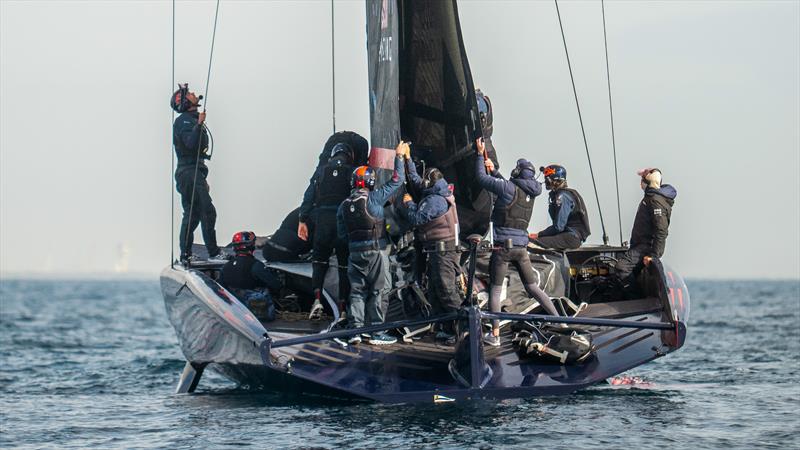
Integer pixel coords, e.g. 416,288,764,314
337,142,408,345
616,168,677,293
171,83,223,263
530,165,591,250
474,138,561,347
220,231,282,321
298,144,354,319
400,160,461,342
262,207,312,263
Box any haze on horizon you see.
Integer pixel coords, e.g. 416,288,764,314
1,0,798,280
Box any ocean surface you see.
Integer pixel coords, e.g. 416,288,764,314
0,278,798,449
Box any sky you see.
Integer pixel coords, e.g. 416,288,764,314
1,0,798,279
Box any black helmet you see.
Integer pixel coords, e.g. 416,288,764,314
231,231,256,253
170,83,191,113
329,143,354,163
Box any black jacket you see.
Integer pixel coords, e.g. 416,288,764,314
173,111,209,169
221,254,282,292
629,185,677,257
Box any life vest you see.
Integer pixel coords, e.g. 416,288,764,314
220,254,258,290
315,159,352,208
492,180,534,231
342,190,385,243
548,187,591,241
417,194,459,245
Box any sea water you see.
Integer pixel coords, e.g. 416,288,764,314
1,279,798,449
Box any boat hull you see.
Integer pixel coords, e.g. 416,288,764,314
161,259,687,403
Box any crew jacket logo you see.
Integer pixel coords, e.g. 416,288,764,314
654,208,662,216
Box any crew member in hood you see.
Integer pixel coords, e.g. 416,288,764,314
171,83,224,263
530,164,591,250
400,159,461,344
616,168,677,294
475,138,562,347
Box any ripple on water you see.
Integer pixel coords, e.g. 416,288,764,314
0,279,798,449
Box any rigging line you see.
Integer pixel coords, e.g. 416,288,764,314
330,0,336,133
170,0,176,267
554,0,609,246
183,0,221,258
601,0,623,246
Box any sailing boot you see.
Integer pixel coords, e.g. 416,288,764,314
308,289,324,320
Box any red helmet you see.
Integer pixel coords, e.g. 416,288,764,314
351,166,377,190
231,231,256,253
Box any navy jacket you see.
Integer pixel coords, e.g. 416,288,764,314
475,155,542,246
173,111,209,169
538,190,576,237
401,159,451,226
337,156,406,250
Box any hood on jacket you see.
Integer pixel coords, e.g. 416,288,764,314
646,184,677,201
510,176,541,197
422,178,452,198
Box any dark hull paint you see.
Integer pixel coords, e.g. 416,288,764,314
161,256,688,404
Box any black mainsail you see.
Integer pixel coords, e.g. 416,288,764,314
366,0,490,236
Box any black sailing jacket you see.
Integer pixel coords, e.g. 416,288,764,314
629,184,677,257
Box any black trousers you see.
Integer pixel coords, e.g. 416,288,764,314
489,246,538,286
615,245,651,285
311,210,350,302
176,166,219,258
533,231,582,251
426,250,463,314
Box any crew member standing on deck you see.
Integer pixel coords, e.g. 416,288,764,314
400,158,462,344
171,83,224,263
474,138,561,347
530,165,591,250
298,143,354,320
337,141,408,346
616,168,677,295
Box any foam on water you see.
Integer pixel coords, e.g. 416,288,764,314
1,279,798,449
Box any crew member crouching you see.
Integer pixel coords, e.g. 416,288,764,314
337,142,408,346
530,165,591,250
400,159,461,343
220,231,282,321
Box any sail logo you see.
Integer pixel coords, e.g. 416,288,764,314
379,36,392,62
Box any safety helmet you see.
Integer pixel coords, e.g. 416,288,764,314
231,231,256,253
170,83,192,113
351,166,377,190
329,143,354,163
510,159,536,179
422,167,443,189
542,164,567,182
